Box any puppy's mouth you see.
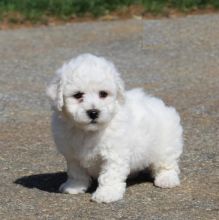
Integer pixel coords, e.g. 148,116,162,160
90,119,98,124
83,119,102,131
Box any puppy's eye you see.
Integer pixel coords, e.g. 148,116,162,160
99,91,108,98
73,92,84,99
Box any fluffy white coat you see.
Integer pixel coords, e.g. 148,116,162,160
47,54,183,203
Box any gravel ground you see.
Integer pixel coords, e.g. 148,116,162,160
0,14,219,220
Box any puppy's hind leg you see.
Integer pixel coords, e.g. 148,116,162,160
153,128,183,188
153,163,180,189
59,159,91,194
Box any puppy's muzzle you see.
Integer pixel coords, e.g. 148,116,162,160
86,109,100,120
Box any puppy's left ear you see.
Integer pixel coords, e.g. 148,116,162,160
116,75,125,104
46,70,64,111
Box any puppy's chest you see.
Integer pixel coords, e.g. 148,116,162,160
72,134,102,176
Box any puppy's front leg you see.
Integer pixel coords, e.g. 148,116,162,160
59,159,90,194
92,157,130,203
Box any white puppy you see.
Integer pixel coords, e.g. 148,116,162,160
47,54,183,203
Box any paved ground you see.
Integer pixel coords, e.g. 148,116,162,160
0,14,219,220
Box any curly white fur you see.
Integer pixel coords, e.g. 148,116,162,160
47,54,183,203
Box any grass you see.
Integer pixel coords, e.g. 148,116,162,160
0,0,218,24
142,0,219,13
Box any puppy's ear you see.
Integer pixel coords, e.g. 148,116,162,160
116,75,125,104
46,70,64,111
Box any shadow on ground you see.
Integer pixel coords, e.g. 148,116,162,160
14,172,67,193
14,170,154,193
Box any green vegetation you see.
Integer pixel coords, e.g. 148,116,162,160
0,0,218,24
142,0,219,13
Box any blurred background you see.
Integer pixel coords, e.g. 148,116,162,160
0,0,218,28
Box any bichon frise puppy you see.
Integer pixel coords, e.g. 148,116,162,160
47,54,183,203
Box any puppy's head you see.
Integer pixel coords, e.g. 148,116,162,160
47,54,125,131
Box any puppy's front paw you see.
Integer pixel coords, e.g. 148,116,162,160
154,170,180,188
59,178,89,194
92,184,125,203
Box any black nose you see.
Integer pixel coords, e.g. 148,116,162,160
86,109,100,120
